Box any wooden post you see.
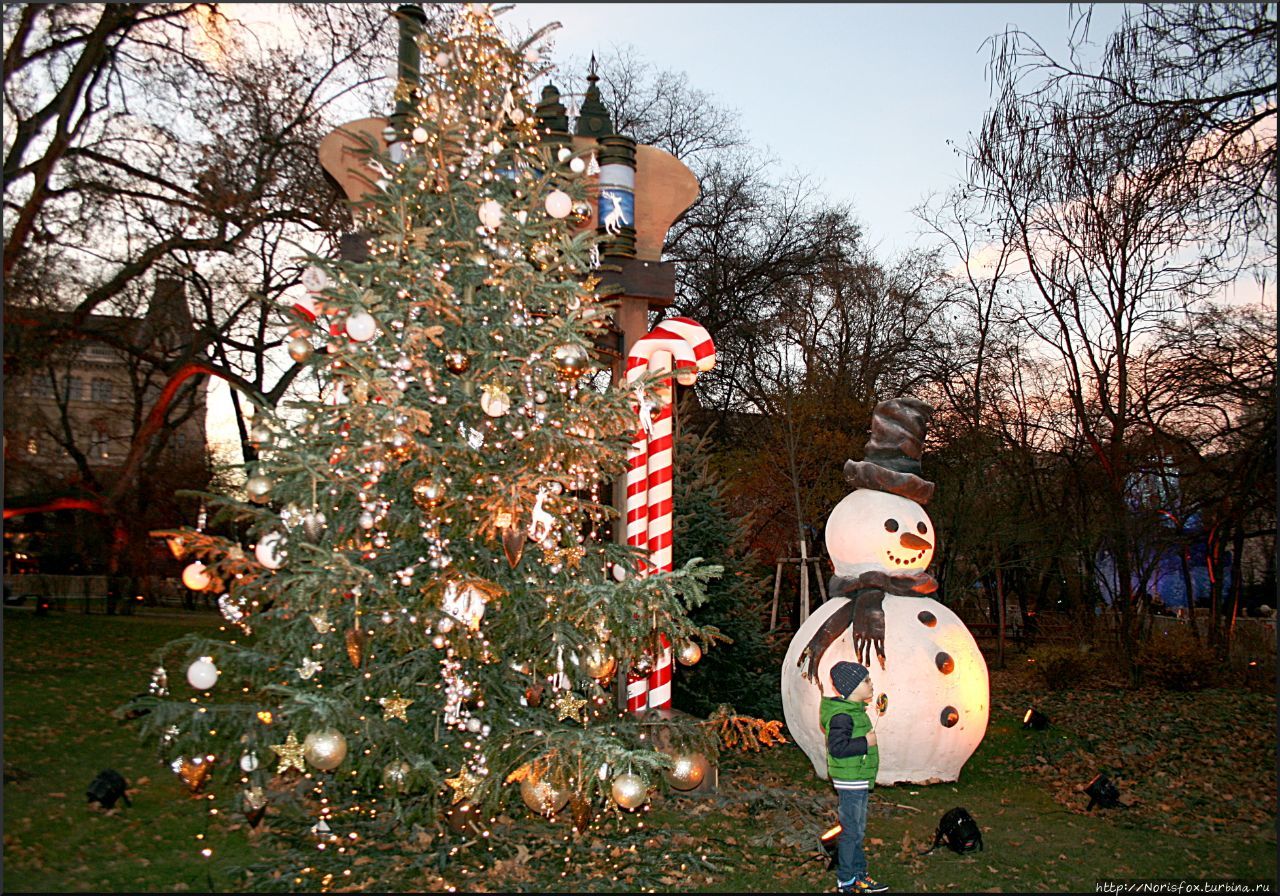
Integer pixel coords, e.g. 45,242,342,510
798,540,811,624
770,561,784,632
995,544,1006,670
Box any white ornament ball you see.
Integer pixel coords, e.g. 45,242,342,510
510,107,526,124
520,775,568,816
611,772,649,810
255,532,286,570
477,199,504,230
240,752,260,773
249,422,272,446
300,266,329,293
303,728,348,771
182,561,212,591
557,147,573,163
186,656,219,690
480,388,511,418
544,189,572,219
569,157,586,174
345,310,377,343
412,126,429,143
465,717,482,734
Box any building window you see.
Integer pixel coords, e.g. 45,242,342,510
172,431,188,451
83,344,116,362
90,430,110,459
65,376,84,402
90,377,115,403
30,375,55,399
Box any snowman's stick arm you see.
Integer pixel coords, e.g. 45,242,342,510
797,598,857,682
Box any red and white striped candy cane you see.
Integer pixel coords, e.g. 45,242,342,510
622,319,715,712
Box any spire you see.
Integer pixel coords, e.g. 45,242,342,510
574,53,613,138
534,83,570,136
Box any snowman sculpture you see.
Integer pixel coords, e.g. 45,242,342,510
781,398,988,784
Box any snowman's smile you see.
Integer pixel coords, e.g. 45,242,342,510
885,532,933,566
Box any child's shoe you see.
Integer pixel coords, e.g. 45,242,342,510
854,875,889,893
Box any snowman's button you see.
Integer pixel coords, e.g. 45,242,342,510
940,706,959,727
918,610,937,627
935,652,954,674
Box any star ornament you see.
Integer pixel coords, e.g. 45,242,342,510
444,766,483,803
380,695,414,722
270,731,307,774
552,691,588,724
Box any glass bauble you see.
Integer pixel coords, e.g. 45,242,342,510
610,772,649,810
303,728,348,771
520,775,568,816
662,751,710,791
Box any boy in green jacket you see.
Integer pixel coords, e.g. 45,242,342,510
821,661,887,893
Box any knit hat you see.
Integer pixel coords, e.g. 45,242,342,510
830,661,870,698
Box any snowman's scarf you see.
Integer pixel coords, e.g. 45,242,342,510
836,569,938,596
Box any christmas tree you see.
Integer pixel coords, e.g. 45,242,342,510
131,6,723,882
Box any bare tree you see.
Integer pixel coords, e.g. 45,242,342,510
2,3,416,574
965,5,1269,671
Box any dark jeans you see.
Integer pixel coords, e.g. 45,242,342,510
836,787,869,885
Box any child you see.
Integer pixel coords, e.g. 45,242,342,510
821,661,887,894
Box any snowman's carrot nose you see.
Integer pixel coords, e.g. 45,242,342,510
900,532,932,551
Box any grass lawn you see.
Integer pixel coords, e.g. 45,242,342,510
4,607,1276,893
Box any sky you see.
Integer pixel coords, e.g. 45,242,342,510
206,3,1270,465
506,3,1128,257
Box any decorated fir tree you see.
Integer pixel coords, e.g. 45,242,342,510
131,6,726,880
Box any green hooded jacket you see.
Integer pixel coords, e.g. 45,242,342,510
819,695,879,788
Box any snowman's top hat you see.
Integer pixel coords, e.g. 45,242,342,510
844,397,935,504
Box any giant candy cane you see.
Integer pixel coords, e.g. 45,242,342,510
623,318,716,712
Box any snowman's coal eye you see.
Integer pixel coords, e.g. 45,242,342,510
917,521,928,535
884,519,899,533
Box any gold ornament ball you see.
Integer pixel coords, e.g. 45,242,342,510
552,343,591,378
610,772,649,810
444,799,484,835
182,561,212,591
412,478,443,509
520,775,569,817
583,646,617,681
302,728,348,771
287,336,314,362
662,751,710,791
444,349,471,374
677,640,702,666
246,474,273,503
382,760,412,793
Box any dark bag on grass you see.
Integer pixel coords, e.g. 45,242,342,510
932,806,982,854
86,769,131,809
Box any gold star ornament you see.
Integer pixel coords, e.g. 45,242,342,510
444,766,483,803
380,695,414,722
269,731,307,774
551,691,588,724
